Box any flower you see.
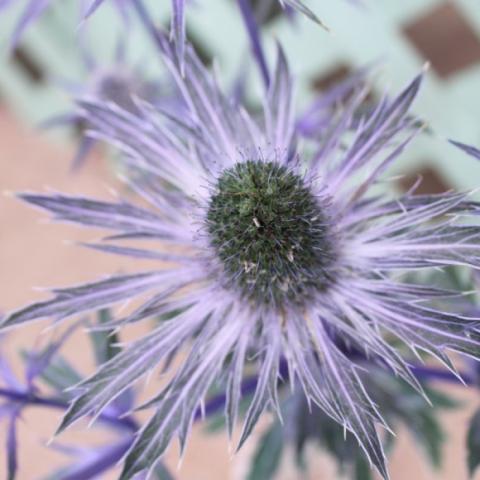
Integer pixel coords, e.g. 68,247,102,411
43,38,171,170
3,37,480,480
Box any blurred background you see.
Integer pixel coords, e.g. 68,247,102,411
1,0,480,478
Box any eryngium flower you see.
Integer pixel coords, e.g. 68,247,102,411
44,40,170,170
3,41,480,479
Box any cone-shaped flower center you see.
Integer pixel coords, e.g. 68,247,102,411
207,160,334,306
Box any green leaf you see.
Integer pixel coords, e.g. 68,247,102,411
204,396,251,433
354,453,373,480
467,408,480,477
20,350,82,394
204,411,226,433
157,306,189,322
411,410,444,468
247,421,284,480
371,375,453,469
425,387,460,410
37,355,83,393
89,309,121,365
152,462,175,480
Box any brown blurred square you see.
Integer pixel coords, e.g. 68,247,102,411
398,165,450,195
403,2,480,78
11,46,46,84
311,63,352,92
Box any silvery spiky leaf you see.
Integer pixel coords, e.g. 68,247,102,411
3,35,480,479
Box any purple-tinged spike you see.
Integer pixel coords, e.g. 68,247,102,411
449,139,480,161
70,137,98,172
236,0,270,88
9,0,50,49
2,271,182,330
237,329,281,450
265,44,294,159
83,0,108,18
281,0,328,30
171,0,186,75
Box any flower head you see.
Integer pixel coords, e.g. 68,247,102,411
3,37,480,480
206,159,336,306
44,39,169,170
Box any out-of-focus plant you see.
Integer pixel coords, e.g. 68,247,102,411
246,372,460,480
0,311,174,479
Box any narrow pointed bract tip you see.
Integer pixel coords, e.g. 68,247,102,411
45,435,57,448
449,139,480,161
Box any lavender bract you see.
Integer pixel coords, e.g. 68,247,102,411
3,35,480,479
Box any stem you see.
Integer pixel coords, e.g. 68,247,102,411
236,0,270,89
62,439,132,480
411,365,475,385
0,387,138,431
1,362,473,430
